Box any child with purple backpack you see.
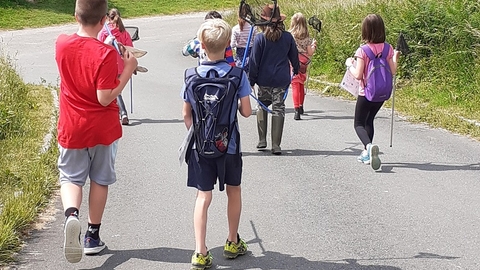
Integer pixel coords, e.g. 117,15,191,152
345,14,400,170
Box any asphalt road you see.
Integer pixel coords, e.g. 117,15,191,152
1,13,480,270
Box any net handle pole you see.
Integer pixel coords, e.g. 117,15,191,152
104,22,122,55
241,24,272,113
241,26,255,69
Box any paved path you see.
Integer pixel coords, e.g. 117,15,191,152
1,13,480,270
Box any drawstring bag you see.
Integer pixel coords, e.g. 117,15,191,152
298,52,311,74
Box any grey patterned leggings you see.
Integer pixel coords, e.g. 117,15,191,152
256,85,288,116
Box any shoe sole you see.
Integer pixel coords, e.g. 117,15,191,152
191,266,212,270
369,144,381,170
256,142,267,149
223,250,247,259
64,218,82,263
84,244,106,255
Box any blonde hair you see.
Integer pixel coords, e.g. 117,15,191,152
197,19,232,54
289,13,309,40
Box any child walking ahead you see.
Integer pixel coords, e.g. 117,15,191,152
182,11,235,66
289,12,317,120
181,18,252,270
98,8,133,125
55,0,137,263
249,4,299,155
346,14,400,170
230,12,258,72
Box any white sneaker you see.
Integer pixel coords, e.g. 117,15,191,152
357,150,369,163
64,215,82,263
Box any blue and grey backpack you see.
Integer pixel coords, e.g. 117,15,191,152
184,65,243,159
361,43,393,102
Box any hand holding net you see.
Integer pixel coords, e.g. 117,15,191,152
239,0,278,26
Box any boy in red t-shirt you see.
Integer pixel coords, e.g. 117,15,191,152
55,0,137,263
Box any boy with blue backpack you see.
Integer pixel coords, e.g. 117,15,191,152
346,14,400,170
181,18,252,270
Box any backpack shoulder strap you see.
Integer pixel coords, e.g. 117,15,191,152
184,67,197,82
381,42,391,59
361,44,376,60
225,66,243,88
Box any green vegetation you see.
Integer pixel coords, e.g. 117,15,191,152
0,0,479,265
0,54,58,264
278,0,480,139
0,0,236,30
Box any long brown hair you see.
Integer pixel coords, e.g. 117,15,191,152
259,22,284,42
108,8,125,32
361,14,386,43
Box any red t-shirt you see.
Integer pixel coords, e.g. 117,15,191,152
55,33,121,149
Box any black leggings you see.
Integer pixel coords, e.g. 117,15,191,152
354,95,384,148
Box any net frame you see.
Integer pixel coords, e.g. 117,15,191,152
239,0,278,26
308,15,322,33
125,26,140,42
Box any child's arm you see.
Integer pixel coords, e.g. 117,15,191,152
97,51,137,106
237,71,252,118
347,57,365,80
182,102,193,129
388,49,401,75
306,39,317,57
238,96,251,118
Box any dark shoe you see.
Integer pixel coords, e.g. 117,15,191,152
299,105,304,115
256,142,267,149
84,237,106,255
294,108,301,120
121,115,129,125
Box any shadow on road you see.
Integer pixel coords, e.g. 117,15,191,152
128,118,184,126
77,246,406,270
381,162,480,172
243,145,362,157
77,221,459,270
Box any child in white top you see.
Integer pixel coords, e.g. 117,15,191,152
231,16,257,71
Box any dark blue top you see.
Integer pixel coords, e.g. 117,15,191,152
248,31,300,87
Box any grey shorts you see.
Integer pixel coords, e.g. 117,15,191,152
58,140,119,186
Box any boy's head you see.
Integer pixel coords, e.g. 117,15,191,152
75,0,108,26
197,19,231,55
204,11,222,20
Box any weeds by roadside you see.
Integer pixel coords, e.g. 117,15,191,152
0,53,58,265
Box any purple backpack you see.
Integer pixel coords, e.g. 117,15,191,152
361,43,393,102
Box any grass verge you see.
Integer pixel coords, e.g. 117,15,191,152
0,54,58,265
0,0,236,30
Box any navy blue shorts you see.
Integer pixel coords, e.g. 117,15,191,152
187,151,243,191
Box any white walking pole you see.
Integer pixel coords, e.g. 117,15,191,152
390,76,396,147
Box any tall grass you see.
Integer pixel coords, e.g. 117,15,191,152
276,0,480,138
0,52,57,265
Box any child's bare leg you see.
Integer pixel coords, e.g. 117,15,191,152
88,181,108,224
226,185,242,242
194,190,212,255
61,183,83,211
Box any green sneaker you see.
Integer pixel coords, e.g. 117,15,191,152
223,235,248,259
191,251,213,270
